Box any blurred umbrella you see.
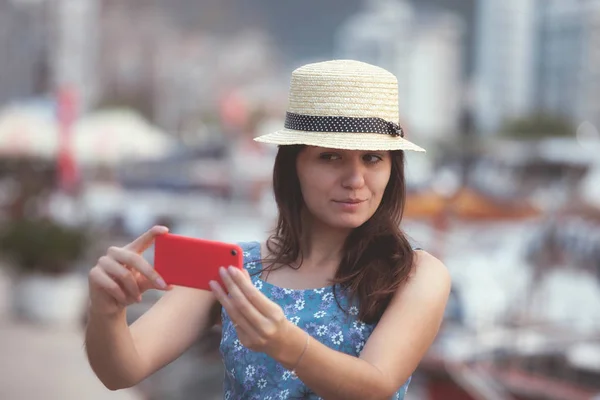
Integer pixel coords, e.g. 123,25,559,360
71,109,176,166
0,108,58,159
0,108,175,166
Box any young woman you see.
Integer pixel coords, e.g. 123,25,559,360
85,60,451,400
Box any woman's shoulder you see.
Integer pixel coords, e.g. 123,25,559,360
407,250,451,293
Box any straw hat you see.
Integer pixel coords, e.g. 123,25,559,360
254,59,425,152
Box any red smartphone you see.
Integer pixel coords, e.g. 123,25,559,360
153,233,244,291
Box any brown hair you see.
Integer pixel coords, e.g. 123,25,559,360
262,145,415,324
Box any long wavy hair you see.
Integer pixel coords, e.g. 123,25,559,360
262,145,416,324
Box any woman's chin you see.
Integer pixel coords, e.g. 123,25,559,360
326,214,370,230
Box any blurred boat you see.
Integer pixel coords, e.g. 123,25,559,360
405,186,541,222
419,323,600,400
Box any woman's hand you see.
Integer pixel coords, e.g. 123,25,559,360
210,266,293,356
88,225,171,317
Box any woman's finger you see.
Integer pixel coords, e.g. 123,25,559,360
124,225,169,254
89,266,128,305
228,266,280,317
107,246,167,290
209,280,257,335
219,267,269,327
136,273,173,293
97,256,141,301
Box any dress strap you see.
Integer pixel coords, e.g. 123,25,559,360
238,241,262,273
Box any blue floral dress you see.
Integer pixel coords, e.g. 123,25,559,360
219,241,411,400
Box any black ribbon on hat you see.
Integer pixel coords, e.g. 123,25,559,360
284,112,404,138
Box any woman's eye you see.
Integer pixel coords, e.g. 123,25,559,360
319,153,341,161
363,154,383,163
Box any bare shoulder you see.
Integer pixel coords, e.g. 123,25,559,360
401,250,451,299
413,250,450,277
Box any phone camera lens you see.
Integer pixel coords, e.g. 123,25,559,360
231,249,238,256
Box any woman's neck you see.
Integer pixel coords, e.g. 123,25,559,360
299,215,351,271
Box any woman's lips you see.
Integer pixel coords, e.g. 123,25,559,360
332,199,366,211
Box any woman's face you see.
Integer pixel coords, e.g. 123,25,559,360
296,146,392,230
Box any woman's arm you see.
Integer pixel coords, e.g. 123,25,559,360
213,250,451,400
86,287,218,390
85,227,222,391
276,251,450,399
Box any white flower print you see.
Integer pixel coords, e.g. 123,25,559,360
323,292,334,301
279,389,290,399
295,299,305,310
246,365,256,378
331,331,344,345
349,306,359,316
313,288,325,294
234,339,243,352
353,321,366,331
314,311,326,319
289,316,300,325
355,341,365,353
258,379,268,389
282,370,292,381
254,279,263,290
243,251,250,258
316,325,328,336
283,288,293,295
225,391,231,400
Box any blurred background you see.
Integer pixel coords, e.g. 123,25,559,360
0,0,599,399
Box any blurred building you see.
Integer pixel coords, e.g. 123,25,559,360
152,29,283,138
334,0,465,140
536,0,600,131
472,0,538,134
97,0,285,140
0,0,99,112
0,0,51,107
473,0,600,134
51,0,100,112
97,1,175,124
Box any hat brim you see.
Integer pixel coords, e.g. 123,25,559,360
254,129,426,152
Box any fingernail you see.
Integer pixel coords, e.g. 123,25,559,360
228,266,237,275
156,278,167,288
219,267,227,277
137,295,142,303
158,226,169,233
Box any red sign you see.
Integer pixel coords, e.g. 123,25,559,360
56,86,79,192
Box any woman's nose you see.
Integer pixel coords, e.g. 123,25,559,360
341,162,365,190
